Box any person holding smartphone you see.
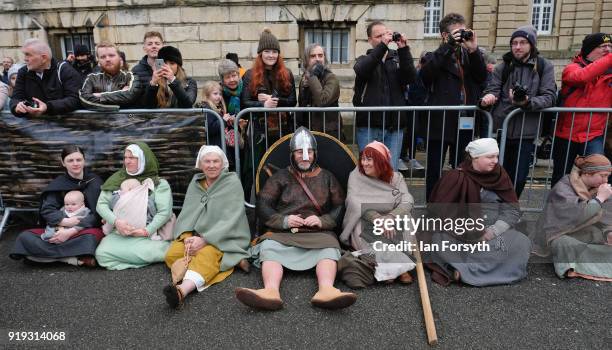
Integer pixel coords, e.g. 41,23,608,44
131,31,163,107
11,38,83,117
143,46,197,108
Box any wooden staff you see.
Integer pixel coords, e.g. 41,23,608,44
413,243,438,346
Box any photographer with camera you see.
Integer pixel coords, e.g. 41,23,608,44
11,39,83,117
480,25,557,196
421,13,488,200
298,43,341,138
353,21,417,170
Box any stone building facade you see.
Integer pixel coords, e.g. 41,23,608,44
0,0,609,103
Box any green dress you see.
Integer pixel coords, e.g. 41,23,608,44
95,179,172,270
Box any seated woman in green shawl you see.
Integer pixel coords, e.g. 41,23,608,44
163,145,251,309
95,142,174,270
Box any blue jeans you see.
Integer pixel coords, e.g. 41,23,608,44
551,135,605,186
356,127,404,170
502,139,535,197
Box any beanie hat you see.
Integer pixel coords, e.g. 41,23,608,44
218,59,239,78
581,33,611,58
225,52,240,66
157,46,183,66
510,25,538,49
74,44,90,57
257,28,280,54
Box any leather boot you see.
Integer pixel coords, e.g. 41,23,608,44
398,272,413,284
235,288,283,310
310,286,357,310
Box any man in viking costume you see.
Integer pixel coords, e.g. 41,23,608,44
235,127,357,310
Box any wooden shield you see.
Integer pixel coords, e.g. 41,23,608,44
255,131,357,194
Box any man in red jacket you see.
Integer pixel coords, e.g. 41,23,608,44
552,33,612,186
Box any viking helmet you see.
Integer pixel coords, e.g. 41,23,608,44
289,127,318,172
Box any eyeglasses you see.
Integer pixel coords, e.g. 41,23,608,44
511,40,530,47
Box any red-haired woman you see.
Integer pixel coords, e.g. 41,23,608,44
340,141,416,286
240,28,296,199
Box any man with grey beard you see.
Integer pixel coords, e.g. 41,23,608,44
79,41,142,111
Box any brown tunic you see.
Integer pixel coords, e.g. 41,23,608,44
257,166,345,249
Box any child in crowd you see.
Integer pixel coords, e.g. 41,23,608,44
198,81,247,152
42,190,91,240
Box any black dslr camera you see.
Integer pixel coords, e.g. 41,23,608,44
459,29,473,41
512,83,529,103
448,29,473,45
392,32,402,42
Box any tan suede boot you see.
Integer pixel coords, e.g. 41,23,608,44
235,287,283,310
310,286,357,310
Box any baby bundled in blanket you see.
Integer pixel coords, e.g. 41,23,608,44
102,178,173,240
42,190,91,240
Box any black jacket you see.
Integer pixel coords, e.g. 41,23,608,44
71,58,98,81
39,170,103,227
143,77,197,108
421,43,487,140
10,59,83,116
353,43,417,129
131,56,153,107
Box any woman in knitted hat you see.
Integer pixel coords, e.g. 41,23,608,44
95,142,174,270
144,46,197,108
339,141,416,287
217,59,248,170
240,28,297,199
426,138,531,286
532,154,612,281
2,62,24,110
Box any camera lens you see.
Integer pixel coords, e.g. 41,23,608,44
392,32,401,42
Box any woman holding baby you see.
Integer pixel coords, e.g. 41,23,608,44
95,142,175,270
10,145,104,267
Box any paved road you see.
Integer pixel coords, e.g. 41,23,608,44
0,224,610,350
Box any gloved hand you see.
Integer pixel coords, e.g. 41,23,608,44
309,63,325,80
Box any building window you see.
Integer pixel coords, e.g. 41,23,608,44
532,0,554,34
60,31,95,59
304,27,350,64
424,0,443,36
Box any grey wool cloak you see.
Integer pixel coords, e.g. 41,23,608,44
173,171,251,271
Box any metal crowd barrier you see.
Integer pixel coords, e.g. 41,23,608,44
499,107,612,212
233,106,494,208
0,108,225,236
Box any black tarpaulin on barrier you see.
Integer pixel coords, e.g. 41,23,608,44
1,112,207,208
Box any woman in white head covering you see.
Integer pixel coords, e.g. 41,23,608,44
95,142,174,270
163,145,251,309
426,138,532,286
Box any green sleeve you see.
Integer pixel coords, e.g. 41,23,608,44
96,190,116,226
146,179,173,235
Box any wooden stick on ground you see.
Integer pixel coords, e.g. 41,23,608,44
413,245,438,346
